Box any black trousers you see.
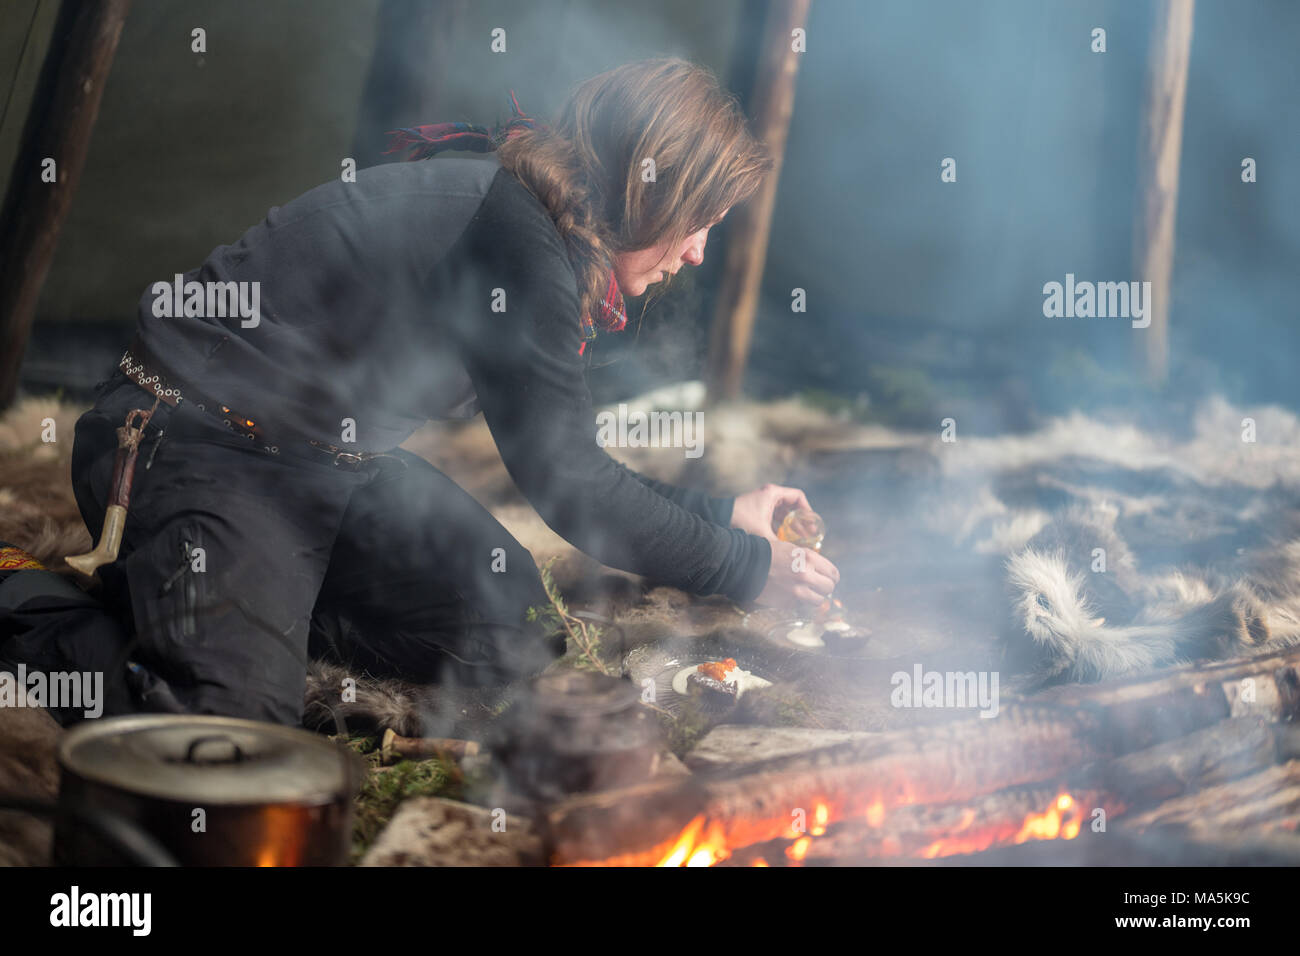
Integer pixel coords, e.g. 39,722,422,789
58,372,560,725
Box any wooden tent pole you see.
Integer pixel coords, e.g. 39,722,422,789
349,0,468,171
705,0,812,404
0,0,131,410
1133,0,1195,386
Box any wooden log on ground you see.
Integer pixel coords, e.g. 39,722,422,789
798,719,1296,865
1067,716,1290,810
1118,759,1300,836
379,728,480,764
1030,645,1300,752
791,785,1104,865
360,797,544,866
931,826,1300,866
728,646,1300,783
0,0,132,409
546,648,1300,864
548,705,1104,865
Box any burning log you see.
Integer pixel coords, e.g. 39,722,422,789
1118,759,1300,836
790,787,1104,865
1031,645,1300,751
545,648,1300,865
719,704,1104,779
547,705,1106,865
1069,717,1293,810
732,721,1298,866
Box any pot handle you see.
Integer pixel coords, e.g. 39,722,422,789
184,734,247,764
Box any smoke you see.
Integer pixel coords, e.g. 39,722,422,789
755,0,1300,424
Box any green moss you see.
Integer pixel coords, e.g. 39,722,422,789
796,364,940,429
772,693,817,726
797,387,872,421
348,742,462,864
657,700,716,758
863,364,938,427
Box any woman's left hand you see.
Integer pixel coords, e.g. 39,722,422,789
730,483,814,542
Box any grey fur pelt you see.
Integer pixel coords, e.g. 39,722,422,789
933,398,1300,684
302,661,425,737
301,660,511,739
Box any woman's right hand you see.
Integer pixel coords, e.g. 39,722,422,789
753,539,841,609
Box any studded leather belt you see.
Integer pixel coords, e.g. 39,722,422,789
117,336,401,472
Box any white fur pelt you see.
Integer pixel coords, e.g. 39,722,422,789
7,387,1299,727
932,397,1300,683
409,389,1300,687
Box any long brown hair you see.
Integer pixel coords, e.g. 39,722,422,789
497,58,772,322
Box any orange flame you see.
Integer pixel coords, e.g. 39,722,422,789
918,791,1086,859
786,836,812,863
577,788,1093,867
655,815,731,867
1013,792,1082,844
811,802,830,837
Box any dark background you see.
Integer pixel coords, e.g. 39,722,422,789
2,0,1296,431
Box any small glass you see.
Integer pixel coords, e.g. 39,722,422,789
776,508,826,551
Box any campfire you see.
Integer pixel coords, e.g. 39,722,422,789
559,784,1108,867
541,646,1300,867
634,787,1090,868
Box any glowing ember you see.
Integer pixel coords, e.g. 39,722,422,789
811,802,830,836
918,791,1087,859
786,836,812,862
918,809,978,859
655,815,730,867
1013,791,1082,844
865,799,885,827
579,789,1094,867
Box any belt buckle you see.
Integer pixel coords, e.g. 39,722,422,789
333,450,367,468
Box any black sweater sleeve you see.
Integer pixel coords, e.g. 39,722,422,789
437,171,769,603
610,460,737,527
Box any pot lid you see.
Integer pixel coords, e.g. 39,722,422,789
57,714,356,805
517,671,640,719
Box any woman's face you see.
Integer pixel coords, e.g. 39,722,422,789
612,209,730,297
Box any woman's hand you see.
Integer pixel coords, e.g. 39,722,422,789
754,539,840,609
730,483,813,542
732,484,840,608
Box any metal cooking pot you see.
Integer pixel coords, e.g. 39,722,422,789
55,714,360,866
491,671,663,803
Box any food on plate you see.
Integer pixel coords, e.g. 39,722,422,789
784,622,825,647
821,621,870,654
814,596,844,623
686,672,738,708
697,658,737,682
671,659,772,700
